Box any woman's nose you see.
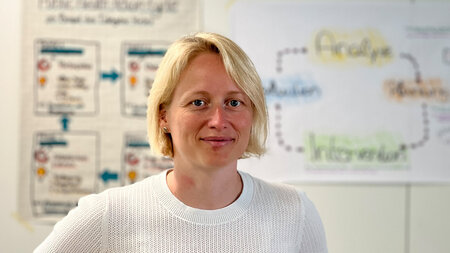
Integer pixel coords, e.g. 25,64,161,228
208,106,228,129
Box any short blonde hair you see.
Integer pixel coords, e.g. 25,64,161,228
147,32,268,158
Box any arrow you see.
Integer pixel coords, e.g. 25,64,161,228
101,70,121,82
395,53,429,150
399,52,421,84
61,114,70,131
100,170,119,183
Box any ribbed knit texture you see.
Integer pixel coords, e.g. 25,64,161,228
35,170,327,253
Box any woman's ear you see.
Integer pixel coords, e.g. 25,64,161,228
159,104,168,128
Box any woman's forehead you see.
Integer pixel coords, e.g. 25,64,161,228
173,53,242,94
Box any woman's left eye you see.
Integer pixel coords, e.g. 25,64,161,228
228,100,241,107
192,99,205,107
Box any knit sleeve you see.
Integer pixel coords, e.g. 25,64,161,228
34,192,108,253
298,191,328,253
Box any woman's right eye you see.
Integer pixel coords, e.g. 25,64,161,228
192,99,205,107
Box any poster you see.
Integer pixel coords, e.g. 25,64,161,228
19,0,200,222
232,2,450,183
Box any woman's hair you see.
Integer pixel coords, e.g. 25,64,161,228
147,32,268,158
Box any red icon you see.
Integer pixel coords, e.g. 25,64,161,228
35,149,48,163
129,61,139,72
37,59,50,71
126,153,139,166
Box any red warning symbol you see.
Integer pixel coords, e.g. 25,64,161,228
126,153,139,166
35,149,48,163
37,59,51,72
129,61,139,72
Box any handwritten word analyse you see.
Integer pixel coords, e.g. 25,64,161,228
312,29,392,66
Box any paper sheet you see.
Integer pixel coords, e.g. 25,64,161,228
232,2,450,183
19,0,200,222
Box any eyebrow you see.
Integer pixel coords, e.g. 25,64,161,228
181,90,247,99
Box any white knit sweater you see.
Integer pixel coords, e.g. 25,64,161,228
35,170,327,252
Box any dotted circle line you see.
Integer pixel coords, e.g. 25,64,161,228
274,103,304,153
399,52,422,84
400,103,430,150
276,47,308,73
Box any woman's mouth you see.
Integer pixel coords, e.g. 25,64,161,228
200,136,235,147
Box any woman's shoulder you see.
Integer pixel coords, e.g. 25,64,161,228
64,171,163,220
71,171,161,216
242,171,300,197
242,171,320,214
90,171,165,211
34,172,165,252
241,172,327,252
103,172,159,195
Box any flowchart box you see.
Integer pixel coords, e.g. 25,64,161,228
122,132,172,184
121,42,169,117
34,39,99,115
31,131,99,217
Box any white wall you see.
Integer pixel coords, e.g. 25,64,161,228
1,1,449,252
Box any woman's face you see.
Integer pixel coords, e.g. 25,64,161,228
161,53,253,171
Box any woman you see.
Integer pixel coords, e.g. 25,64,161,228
35,32,327,252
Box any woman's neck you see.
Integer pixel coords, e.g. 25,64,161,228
166,165,243,210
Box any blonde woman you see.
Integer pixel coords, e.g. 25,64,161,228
35,32,327,252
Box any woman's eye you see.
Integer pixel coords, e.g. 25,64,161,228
192,99,205,107
228,100,241,107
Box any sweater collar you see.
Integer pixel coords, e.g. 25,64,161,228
154,169,254,225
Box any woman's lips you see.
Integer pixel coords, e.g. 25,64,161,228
200,136,234,147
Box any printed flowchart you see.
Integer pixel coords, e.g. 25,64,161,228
20,0,200,222
30,39,174,218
